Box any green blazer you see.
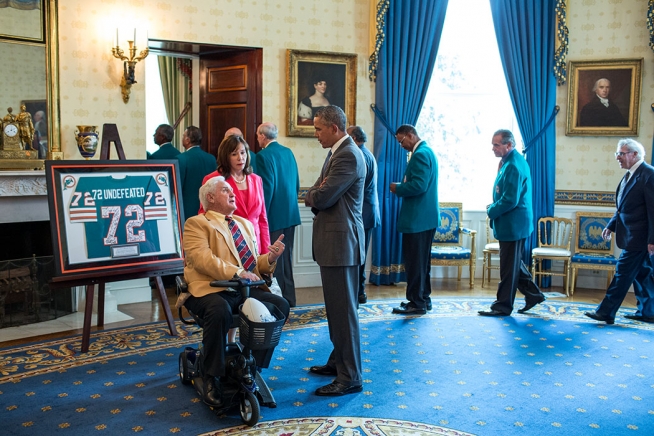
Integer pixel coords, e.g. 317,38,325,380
395,141,440,233
255,141,301,232
176,146,217,221
487,149,533,241
148,142,180,160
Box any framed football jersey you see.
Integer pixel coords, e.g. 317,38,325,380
46,160,185,282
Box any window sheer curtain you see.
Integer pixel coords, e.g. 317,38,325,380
490,0,557,270
158,56,192,151
369,0,449,285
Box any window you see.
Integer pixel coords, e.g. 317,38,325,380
145,55,169,155
416,0,522,210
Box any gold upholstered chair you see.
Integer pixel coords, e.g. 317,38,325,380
531,216,574,296
430,203,477,288
570,212,617,295
482,217,500,288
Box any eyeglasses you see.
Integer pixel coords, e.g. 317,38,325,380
615,151,636,157
398,136,406,145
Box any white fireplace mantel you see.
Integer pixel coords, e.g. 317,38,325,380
0,170,49,223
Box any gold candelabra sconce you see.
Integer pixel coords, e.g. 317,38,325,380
111,29,149,104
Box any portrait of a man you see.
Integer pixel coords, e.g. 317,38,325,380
566,59,642,136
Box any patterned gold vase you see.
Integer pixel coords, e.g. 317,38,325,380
75,125,99,159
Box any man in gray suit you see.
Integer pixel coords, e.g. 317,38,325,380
305,106,365,396
347,125,380,304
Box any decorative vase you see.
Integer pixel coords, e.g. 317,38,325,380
75,125,99,159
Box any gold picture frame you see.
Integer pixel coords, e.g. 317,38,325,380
286,49,357,137
566,58,643,136
0,0,45,43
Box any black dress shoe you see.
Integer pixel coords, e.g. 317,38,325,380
478,309,509,317
393,303,426,315
584,311,615,325
358,292,367,304
309,364,337,376
400,300,432,311
201,375,223,408
315,381,363,396
624,314,654,322
517,297,546,313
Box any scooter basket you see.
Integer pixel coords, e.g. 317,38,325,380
238,305,285,351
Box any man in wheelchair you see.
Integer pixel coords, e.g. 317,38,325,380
182,176,290,408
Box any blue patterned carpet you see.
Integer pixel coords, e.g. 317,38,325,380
1,298,653,435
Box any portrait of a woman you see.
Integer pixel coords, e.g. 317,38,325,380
297,77,330,125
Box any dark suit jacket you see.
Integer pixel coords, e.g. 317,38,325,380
148,142,180,160
579,97,627,127
305,137,365,267
607,161,654,251
395,141,439,233
176,146,217,221
256,141,301,232
359,144,381,230
488,149,533,242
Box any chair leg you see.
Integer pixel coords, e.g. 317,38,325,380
571,267,577,296
469,262,474,288
457,266,462,282
482,254,488,288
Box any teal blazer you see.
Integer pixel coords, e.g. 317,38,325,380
395,141,440,233
176,146,217,221
255,141,301,232
487,149,533,241
148,142,180,160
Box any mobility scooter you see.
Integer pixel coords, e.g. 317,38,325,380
176,277,285,426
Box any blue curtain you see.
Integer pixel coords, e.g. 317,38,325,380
490,0,557,272
369,0,449,285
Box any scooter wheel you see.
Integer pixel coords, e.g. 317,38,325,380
178,352,192,385
239,391,260,427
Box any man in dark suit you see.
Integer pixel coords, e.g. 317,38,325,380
347,125,380,305
585,139,654,324
148,124,180,159
304,105,365,396
579,78,628,127
256,122,302,307
390,125,439,315
176,126,216,221
478,129,545,317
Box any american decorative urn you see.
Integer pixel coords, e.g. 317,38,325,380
75,125,99,159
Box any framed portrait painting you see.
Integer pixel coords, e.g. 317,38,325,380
566,58,643,136
0,0,45,43
286,49,357,137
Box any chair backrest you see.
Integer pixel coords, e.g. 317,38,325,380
536,217,573,250
433,202,462,245
485,216,498,244
574,212,614,254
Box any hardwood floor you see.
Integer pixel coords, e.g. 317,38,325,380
0,278,633,348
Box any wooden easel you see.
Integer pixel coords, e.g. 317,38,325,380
76,124,177,352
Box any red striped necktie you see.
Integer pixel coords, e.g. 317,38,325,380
225,216,256,271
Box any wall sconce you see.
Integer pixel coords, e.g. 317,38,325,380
111,29,149,103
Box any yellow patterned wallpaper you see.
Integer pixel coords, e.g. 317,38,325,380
556,0,654,192
56,0,373,186
0,42,46,116
54,0,653,191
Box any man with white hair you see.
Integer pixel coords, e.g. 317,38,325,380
585,139,654,324
183,176,289,407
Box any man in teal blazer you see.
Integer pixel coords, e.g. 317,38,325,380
148,124,180,160
176,126,217,221
390,125,440,315
256,122,302,307
479,129,545,317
